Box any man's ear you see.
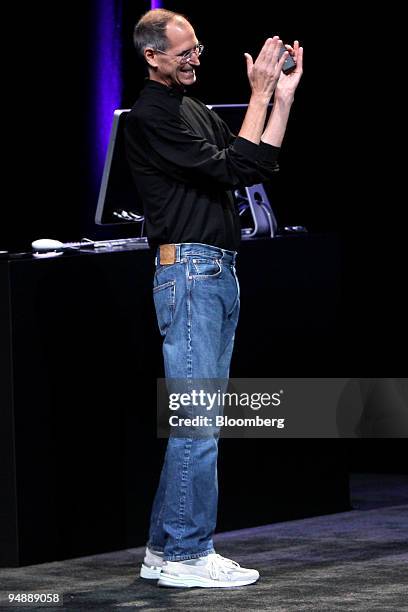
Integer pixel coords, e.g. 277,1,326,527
144,47,158,69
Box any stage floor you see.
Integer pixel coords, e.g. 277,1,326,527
0,474,407,610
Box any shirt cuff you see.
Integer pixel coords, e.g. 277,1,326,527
232,136,261,158
258,141,280,163
233,136,280,162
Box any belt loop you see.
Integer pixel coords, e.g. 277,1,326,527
176,244,181,263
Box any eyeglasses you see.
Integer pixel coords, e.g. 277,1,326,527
155,43,204,65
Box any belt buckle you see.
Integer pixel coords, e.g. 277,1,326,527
160,244,176,265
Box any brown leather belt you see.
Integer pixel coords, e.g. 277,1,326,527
159,244,177,265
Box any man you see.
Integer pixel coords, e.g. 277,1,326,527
125,9,303,588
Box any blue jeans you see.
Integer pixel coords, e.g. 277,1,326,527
148,243,240,561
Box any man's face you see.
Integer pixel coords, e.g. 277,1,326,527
147,17,200,88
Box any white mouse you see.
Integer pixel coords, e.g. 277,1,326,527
32,238,64,251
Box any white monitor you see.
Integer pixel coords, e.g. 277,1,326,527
95,109,142,226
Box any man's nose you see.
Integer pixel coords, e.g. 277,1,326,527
188,52,200,66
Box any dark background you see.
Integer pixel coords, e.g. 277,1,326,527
3,1,406,465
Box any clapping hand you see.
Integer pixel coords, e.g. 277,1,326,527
275,41,304,101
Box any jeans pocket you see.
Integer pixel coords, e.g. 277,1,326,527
189,257,222,279
153,280,176,335
228,266,241,318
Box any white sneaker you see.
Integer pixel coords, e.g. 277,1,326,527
158,553,260,588
140,546,164,579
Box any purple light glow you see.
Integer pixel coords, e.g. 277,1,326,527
151,0,163,8
93,0,122,177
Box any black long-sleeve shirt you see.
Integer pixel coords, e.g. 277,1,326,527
124,79,280,251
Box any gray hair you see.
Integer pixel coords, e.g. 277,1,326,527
133,9,188,59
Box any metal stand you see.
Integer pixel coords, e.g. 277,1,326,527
236,183,278,239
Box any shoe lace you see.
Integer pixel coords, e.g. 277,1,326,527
207,554,240,580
